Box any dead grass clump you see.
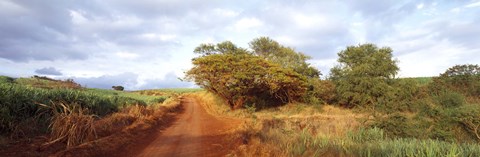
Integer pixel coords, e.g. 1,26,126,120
93,113,136,137
40,102,96,148
122,104,153,118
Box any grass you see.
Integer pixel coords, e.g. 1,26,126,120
190,90,480,156
0,83,145,136
14,77,82,89
402,77,434,86
86,88,166,105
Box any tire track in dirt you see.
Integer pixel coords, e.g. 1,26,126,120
134,97,240,157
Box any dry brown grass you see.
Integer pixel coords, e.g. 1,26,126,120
35,102,97,149
189,91,363,156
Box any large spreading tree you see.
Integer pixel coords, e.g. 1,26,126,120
185,38,314,109
330,43,399,108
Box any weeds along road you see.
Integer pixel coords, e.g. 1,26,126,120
134,97,239,157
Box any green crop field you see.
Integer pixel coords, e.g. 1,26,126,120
0,75,201,137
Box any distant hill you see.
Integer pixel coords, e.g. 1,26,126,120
0,75,82,89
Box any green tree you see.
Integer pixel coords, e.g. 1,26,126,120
330,43,399,107
185,53,307,109
435,64,480,96
249,37,321,78
194,41,248,56
112,86,124,91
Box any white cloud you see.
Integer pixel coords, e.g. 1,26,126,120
213,8,239,17
1,0,479,89
450,7,461,13
115,51,139,59
140,33,176,41
70,10,88,24
465,1,480,8
234,17,263,30
416,3,424,9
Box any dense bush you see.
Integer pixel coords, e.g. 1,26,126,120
112,86,125,91
330,44,399,108
434,91,465,108
304,79,336,104
430,64,480,97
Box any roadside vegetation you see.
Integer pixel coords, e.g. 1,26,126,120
0,76,193,156
187,37,480,156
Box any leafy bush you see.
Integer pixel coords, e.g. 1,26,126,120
304,79,336,104
434,91,465,108
430,64,480,97
112,86,124,91
330,44,399,108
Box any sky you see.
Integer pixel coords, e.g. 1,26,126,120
1,0,479,90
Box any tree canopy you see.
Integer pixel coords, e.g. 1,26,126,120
330,43,399,107
249,37,321,78
186,53,307,109
431,64,480,96
186,37,320,109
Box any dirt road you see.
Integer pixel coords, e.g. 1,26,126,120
134,97,239,157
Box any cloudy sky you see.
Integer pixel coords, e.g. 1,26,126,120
1,0,479,90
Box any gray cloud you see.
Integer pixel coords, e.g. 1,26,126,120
73,72,139,90
70,72,193,90
35,67,63,76
1,0,479,84
138,72,194,90
0,0,88,62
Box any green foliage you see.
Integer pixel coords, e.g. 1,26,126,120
430,64,480,97
187,37,324,109
0,76,14,84
434,91,465,108
250,37,321,78
186,53,308,109
86,88,163,105
347,127,385,143
347,137,480,157
112,85,124,91
14,76,82,89
402,77,433,86
0,83,146,136
193,40,248,56
263,125,480,156
330,43,399,108
304,79,336,104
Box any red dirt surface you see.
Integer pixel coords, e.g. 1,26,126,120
130,97,241,157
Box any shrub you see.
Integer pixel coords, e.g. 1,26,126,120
434,91,465,108
304,79,336,104
330,44,399,108
431,64,480,97
112,86,124,91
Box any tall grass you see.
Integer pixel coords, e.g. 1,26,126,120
86,88,165,105
0,83,145,136
237,123,480,157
